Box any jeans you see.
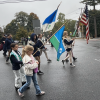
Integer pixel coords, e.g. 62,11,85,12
19,73,41,94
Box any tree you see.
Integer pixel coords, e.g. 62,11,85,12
89,10,100,37
27,12,39,32
81,0,100,37
52,13,65,34
15,11,28,27
16,26,28,40
52,13,76,36
57,13,65,23
4,19,18,36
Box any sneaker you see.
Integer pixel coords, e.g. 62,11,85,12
73,57,77,61
17,89,24,97
36,91,45,96
70,63,75,67
47,59,51,62
37,71,44,75
61,60,65,65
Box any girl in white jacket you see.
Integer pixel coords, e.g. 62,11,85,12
17,45,45,97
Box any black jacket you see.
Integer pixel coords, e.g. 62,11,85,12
0,37,6,44
30,33,40,57
10,51,23,70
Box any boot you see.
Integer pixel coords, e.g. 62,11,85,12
73,57,77,61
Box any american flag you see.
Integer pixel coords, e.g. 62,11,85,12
80,4,89,44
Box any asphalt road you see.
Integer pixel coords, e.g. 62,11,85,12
0,39,100,100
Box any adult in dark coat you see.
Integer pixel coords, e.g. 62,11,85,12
4,34,14,63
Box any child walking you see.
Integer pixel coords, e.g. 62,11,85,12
17,45,45,97
38,34,51,62
61,31,75,67
10,43,26,91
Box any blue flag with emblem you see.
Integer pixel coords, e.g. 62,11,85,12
50,26,65,61
42,9,58,32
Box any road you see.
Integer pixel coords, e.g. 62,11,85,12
0,39,100,100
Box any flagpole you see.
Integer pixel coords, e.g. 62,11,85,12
57,1,62,9
48,21,67,40
33,45,44,56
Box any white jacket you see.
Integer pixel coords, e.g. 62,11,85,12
23,54,38,76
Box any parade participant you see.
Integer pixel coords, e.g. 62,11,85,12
0,34,7,56
28,33,44,75
4,34,14,63
17,45,45,97
10,43,26,91
65,36,77,62
61,31,75,67
72,40,77,61
38,34,51,62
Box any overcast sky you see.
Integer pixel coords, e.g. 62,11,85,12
0,0,100,27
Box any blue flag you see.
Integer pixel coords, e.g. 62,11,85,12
50,26,65,61
42,9,58,32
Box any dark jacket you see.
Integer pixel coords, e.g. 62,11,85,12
1,37,6,44
63,39,73,52
64,39,73,45
4,38,14,51
10,50,23,70
37,39,45,49
30,33,40,57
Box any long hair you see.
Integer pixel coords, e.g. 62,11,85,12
22,45,34,58
62,31,68,40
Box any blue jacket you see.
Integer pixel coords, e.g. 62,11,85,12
4,38,14,51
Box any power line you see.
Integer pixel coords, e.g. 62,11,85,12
65,9,80,16
0,0,46,4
